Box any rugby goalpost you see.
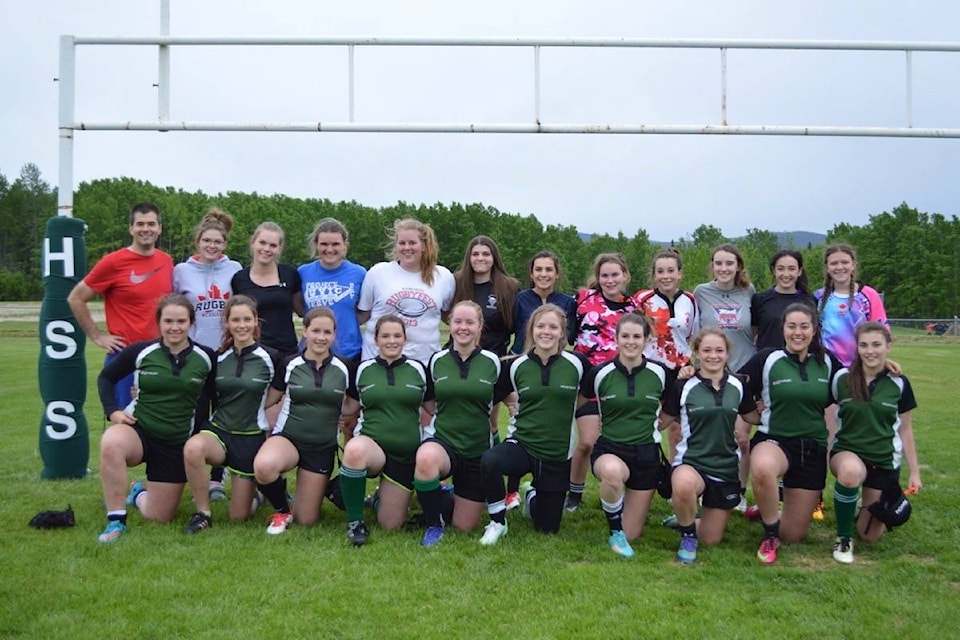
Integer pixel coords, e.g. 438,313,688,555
40,1,960,477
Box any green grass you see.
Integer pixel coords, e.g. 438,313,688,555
1,324,958,639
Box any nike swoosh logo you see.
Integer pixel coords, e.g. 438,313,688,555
130,268,161,284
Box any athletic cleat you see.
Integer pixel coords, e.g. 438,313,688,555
812,501,825,521
125,480,145,507
520,482,534,519
757,536,780,564
266,511,293,535
250,490,264,514
346,520,370,547
97,520,126,544
563,492,582,513
364,486,381,512
661,514,680,529
608,530,635,558
677,534,698,564
479,520,508,546
744,505,762,521
183,512,212,534
421,525,444,547
208,480,227,502
504,492,521,511
832,536,854,564
734,496,748,513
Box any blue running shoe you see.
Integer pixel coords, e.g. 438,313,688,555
125,481,145,507
677,534,698,564
608,530,635,558
421,526,444,547
98,520,126,544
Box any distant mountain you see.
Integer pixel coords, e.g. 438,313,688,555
577,230,827,248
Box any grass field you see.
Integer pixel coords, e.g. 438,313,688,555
1,320,958,639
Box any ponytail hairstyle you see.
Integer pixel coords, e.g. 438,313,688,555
249,221,286,260
818,243,858,315
219,295,260,353
307,217,349,259
450,300,484,349
649,248,683,287
386,218,439,286
846,321,893,402
769,249,809,293
781,302,826,364
523,303,567,357
374,313,407,340
585,252,631,297
155,293,195,326
526,250,563,291
710,243,751,289
615,311,653,344
303,305,337,329
691,327,732,372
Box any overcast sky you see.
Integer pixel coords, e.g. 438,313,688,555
2,0,959,241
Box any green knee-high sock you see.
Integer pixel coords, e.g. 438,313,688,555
833,483,860,539
339,465,368,523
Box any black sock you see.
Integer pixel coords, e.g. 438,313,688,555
107,512,127,525
414,477,444,528
679,523,696,537
259,477,289,512
507,476,520,494
763,519,780,539
490,509,506,525
210,466,225,483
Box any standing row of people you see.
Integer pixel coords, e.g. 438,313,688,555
73,203,920,567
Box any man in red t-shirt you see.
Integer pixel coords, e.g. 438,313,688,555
68,202,174,408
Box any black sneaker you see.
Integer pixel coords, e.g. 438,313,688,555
346,520,370,547
184,512,212,534
564,492,583,513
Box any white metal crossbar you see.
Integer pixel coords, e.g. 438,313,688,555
56,28,960,215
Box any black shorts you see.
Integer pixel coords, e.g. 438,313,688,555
590,436,662,491
134,424,187,484
421,438,484,503
751,432,827,491
480,439,570,494
863,465,900,491
686,468,741,510
203,425,266,477
377,455,415,492
276,433,336,476
575,400,600,419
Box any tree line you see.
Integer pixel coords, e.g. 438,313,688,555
0,163,956,318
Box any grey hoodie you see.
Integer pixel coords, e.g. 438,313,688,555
173,255,242,349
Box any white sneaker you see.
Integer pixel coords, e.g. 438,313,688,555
520,481,535,519
504,492,521,511
832,536,854,564
734,496,748,513
479,520,508,546
266,511,294,535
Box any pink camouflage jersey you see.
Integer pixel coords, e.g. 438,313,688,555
573,289,638,366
